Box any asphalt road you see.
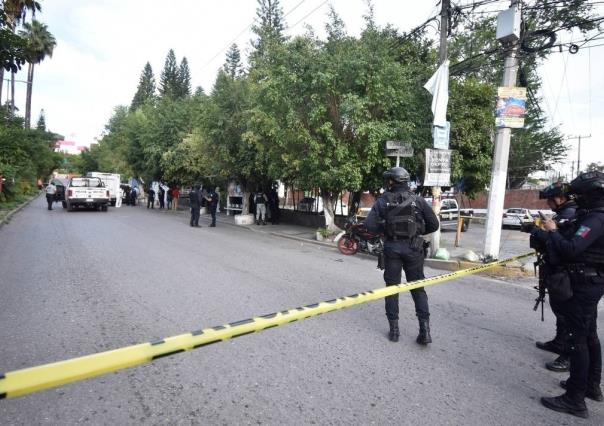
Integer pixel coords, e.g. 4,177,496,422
1,196,602,425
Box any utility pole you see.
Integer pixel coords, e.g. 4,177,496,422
483,0,522,260
430,0,450,256
567,134,591,177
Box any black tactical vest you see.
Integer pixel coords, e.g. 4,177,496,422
581,209,604,267
384,191,420,238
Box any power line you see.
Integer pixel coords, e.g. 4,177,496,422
198,0,312,73
288,0,329,29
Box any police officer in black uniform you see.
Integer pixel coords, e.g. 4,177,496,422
534,171,604,418
364,167,439,344
532,182,577,373
189,186,201,227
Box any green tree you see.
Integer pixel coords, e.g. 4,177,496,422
19,19,55,128
131,62,156,110
0,7,27,80
159,49,179,99
248,11,434,229
177,57,191,98
0,106,60,200
223,43,242,78
2,0,41,114
198,70,265,214
250,0,286,66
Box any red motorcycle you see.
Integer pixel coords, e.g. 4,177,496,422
337,218,384,256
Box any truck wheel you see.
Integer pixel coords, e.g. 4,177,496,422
102,205,108,212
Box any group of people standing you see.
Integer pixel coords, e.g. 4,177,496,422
189,186,219,228
146,184,180,210
525,172,604,419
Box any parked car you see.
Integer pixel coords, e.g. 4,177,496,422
65,177,110,211
424,197,472,232
502,207,533,228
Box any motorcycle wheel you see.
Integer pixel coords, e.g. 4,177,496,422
337,235,359,255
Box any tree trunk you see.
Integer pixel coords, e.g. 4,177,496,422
0,68,4,106
25,63,34,128
10,70,16,115
321,189,340,232
242,187,250,215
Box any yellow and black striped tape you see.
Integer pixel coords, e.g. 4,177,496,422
0,252,534,400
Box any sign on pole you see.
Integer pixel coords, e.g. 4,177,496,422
385,141,413,167
495,87,526,128
424,149,451,187
432,121,450,150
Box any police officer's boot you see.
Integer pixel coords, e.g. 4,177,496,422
546,355,570,372
388,320,399,342
536,331,566,354
541,393,588,418
416,319,432,345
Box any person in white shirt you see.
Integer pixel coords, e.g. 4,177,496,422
45,182,57,210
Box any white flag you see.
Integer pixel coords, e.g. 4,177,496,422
423,60,449,127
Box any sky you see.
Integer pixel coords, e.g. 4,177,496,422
8,0,604,180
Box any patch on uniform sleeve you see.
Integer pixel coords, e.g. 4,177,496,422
575,225,591,238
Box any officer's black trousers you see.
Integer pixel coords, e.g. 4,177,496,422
560,276,604,400
46,194,54,210
383,241,430,321
209,206,216,226
190,207,200,226
549,296,568,344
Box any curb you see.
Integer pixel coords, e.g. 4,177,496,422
0,193,40,229
208,215,535,277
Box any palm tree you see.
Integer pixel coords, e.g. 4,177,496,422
1,0,41,114
20,20,55,128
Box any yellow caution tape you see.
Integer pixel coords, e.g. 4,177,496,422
0,252,534,400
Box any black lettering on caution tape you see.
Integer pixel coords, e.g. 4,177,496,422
151,349,185,360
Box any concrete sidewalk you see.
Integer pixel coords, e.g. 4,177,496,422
199,211,535,276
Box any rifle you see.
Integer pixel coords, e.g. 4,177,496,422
533,252,546,321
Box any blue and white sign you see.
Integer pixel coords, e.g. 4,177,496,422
432,121,450,150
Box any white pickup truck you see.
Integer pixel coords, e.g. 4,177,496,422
86,172,121,206
65,177,110,211
425,197,473,232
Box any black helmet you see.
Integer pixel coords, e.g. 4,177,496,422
570,171,604,195
539,181,571,199
383,167,410,183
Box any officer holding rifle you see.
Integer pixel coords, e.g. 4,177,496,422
530,171,604,419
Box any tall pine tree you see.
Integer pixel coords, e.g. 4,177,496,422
159,49,179,99
131,62,156,110
223,43,242,77
177,57,191,98
251,0,286,64
36,108,45,131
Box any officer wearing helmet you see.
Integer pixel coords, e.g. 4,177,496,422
530,182,577,373
532,171,604,418
364,167,439,345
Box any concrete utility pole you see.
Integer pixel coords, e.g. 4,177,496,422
430,0,450,255
567,134,591,177
483,0,522,260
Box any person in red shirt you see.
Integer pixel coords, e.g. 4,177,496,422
172,186,180,210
